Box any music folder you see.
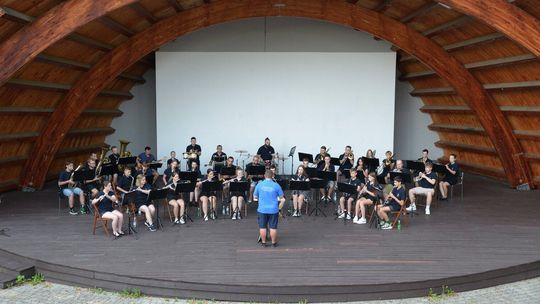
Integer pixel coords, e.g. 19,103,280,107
289,180,310,191
229,181,249,193
174,181,196,194
362,157,380,171
298,152,314,163
330,157,341,167
117,156,137,166
319,170,337,181
337,182,358,195
179,171,198,182
309,178,327,189
148,188,168,201
148,162,163,170
389,171,412,184
405,160,425,172
432,163,449,175
122,190,138,205
201,181,223,192
220,166,236,176
305,167,319,178
98,164,117,176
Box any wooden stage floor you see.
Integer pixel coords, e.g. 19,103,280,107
0,174,539,302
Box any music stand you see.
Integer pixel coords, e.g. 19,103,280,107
336,182,358,224
229,181,249,216
118,156,137,167
330,157,340,167
305,167,319,179
201,181,223,220
309,179,328,217
98,164,117,177
362,157,380,173
247,165,265,181
406,160,425,173
175,181,196,222
389,172,413,184
342,169,351,179
289,180,310,215
179,171,198,183
220,166,236,177
148,162,163,171
432,163,449,175
122,190,139,238
147,188,168,230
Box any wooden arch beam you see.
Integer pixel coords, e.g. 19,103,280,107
436,0,540,57
21,0,533,189
0,0,137,87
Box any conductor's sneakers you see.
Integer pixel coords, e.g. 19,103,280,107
271,243,278,248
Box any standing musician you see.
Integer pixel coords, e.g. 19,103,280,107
135,175,156,232
246,155,264,203
291,165,310,217
220,156,237,202
162,159,181,185
338,146,354,181
257,137,276,169
407,161,437,215
417,149,432,164
58,161,86,215
83,158,101,200
353,172,382,224
377,176,406,230
198,169,218,221
338,167,362,220
355,158,368,184
167,150,180,167
226,168,247,220
92,181,124,237
108,146,121,186
209,145,227,168
189,161,203,205
254,170,286,248
314,146,330,169
318,155,335,201
439,154,459,200
164,172,186,225
186,137,202,168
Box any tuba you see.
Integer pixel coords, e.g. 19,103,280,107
117,139,132,172
96,146,111,176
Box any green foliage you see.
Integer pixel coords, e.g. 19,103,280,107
298,299,308,304
29,273,45,285
89,287,104,294
427,285,456,301
15,275,26,286
120,288,143,298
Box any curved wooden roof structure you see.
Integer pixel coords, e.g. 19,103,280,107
0,0,539,191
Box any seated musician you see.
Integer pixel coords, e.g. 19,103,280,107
134,175,156,232
338,167,362,220
227,168,247,220
162,159,180,185
439,154,459,200
355,158,368,184
353,172,382,224
198,169,218,221
92,181,124,237
209,145,227,167
377,176,406,230
246,155,264,203
220,156,236,201
108,146,120,186
186,136,202,168
301,157,312,169
407,161,437,215
190,161,202,205
137,146,159,183
164,172,185,225
291,165,310,217
89,152,98,162
379,151,395,181
116,167,134,200
270,164,280,182
167,150,180,167
365,149,375,159
257,137,275,168
417,148,432,164
337,146,354,182
58,161,86,215
318,155,335,201
315,146,330,170
135,163,155,186
383,159,406,198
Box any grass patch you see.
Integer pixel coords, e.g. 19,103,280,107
119,288,143,298
428,285,456,301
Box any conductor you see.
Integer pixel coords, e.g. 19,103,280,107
254,170,285,247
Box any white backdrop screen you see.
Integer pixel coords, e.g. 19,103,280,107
156,52,396,173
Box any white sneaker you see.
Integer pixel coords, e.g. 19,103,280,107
204,215,209,221
358,217,367,224
353,216,359,223
425,207,431,215
381,222,392,230
406,204,416,212
338,213,345,219
292,210,298,217
346,214,351,220
232,213,237,220
179,218,185,224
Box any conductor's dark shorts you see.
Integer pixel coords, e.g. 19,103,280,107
258,212,279,229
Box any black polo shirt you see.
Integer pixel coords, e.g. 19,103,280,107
257,145,275,161
419,171,437,189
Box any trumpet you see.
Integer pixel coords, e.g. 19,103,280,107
348,151,354,161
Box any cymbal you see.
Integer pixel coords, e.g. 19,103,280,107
235,150,248,153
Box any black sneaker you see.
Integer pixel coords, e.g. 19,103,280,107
271,243,278,248
144,221,151,228
260,242,267,247
148,224,157,232
69,208,77,215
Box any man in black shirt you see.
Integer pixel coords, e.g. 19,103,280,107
209,145,227,168
315,146,330,169
417,149,432,164
107,145,120,185
186,137,202,168
58,161,86,215
256,137,275,166
407,162,437,215
439,154,460,200
338,145,354,181
167,150,180,167
83,159,101,197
